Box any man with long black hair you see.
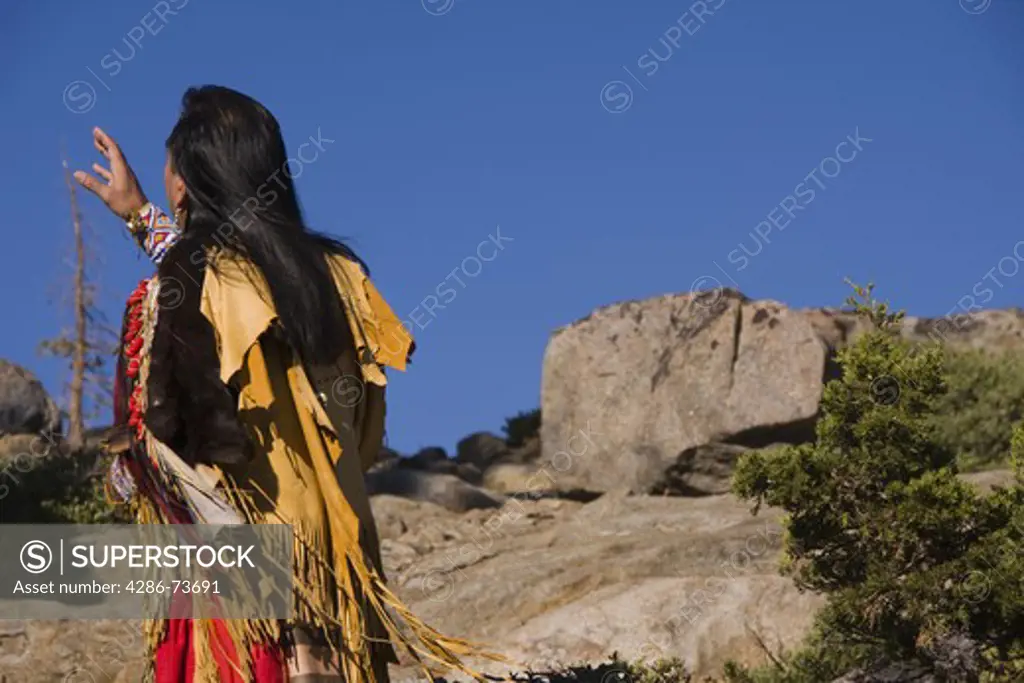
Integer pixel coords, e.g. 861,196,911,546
75,85,501,683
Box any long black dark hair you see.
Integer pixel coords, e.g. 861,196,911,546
166,85,362,366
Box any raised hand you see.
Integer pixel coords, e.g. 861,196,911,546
74,127,148,219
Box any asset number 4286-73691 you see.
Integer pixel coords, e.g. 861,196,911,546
125,580,220,594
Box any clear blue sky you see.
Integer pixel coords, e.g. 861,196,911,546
1,0,1022,454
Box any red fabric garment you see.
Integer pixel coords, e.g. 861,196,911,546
153,617,286,683
148,497,286,681
153,619,193,683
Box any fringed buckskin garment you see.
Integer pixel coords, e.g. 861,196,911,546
109,218,504,682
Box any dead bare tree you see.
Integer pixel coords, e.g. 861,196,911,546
38,156,117,453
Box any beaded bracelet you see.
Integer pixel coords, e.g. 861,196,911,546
125,203,182,265
125,202,155,237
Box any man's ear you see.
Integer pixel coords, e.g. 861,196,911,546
170,174,188,214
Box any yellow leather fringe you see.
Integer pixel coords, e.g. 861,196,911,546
134,254,506,682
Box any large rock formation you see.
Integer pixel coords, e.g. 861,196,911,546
540,292,1024,495
0,360,61,439
0,361,64,500
541,290,827,493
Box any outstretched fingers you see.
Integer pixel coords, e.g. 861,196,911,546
93,127,115,157
77,126,147,218
73,170,109,202
93,127,129,170
92,163,113,183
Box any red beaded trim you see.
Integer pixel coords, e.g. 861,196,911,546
123,278,152,442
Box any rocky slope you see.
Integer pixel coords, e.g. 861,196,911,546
2,469,1013,683
0,489,818,682
380,490,819,681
